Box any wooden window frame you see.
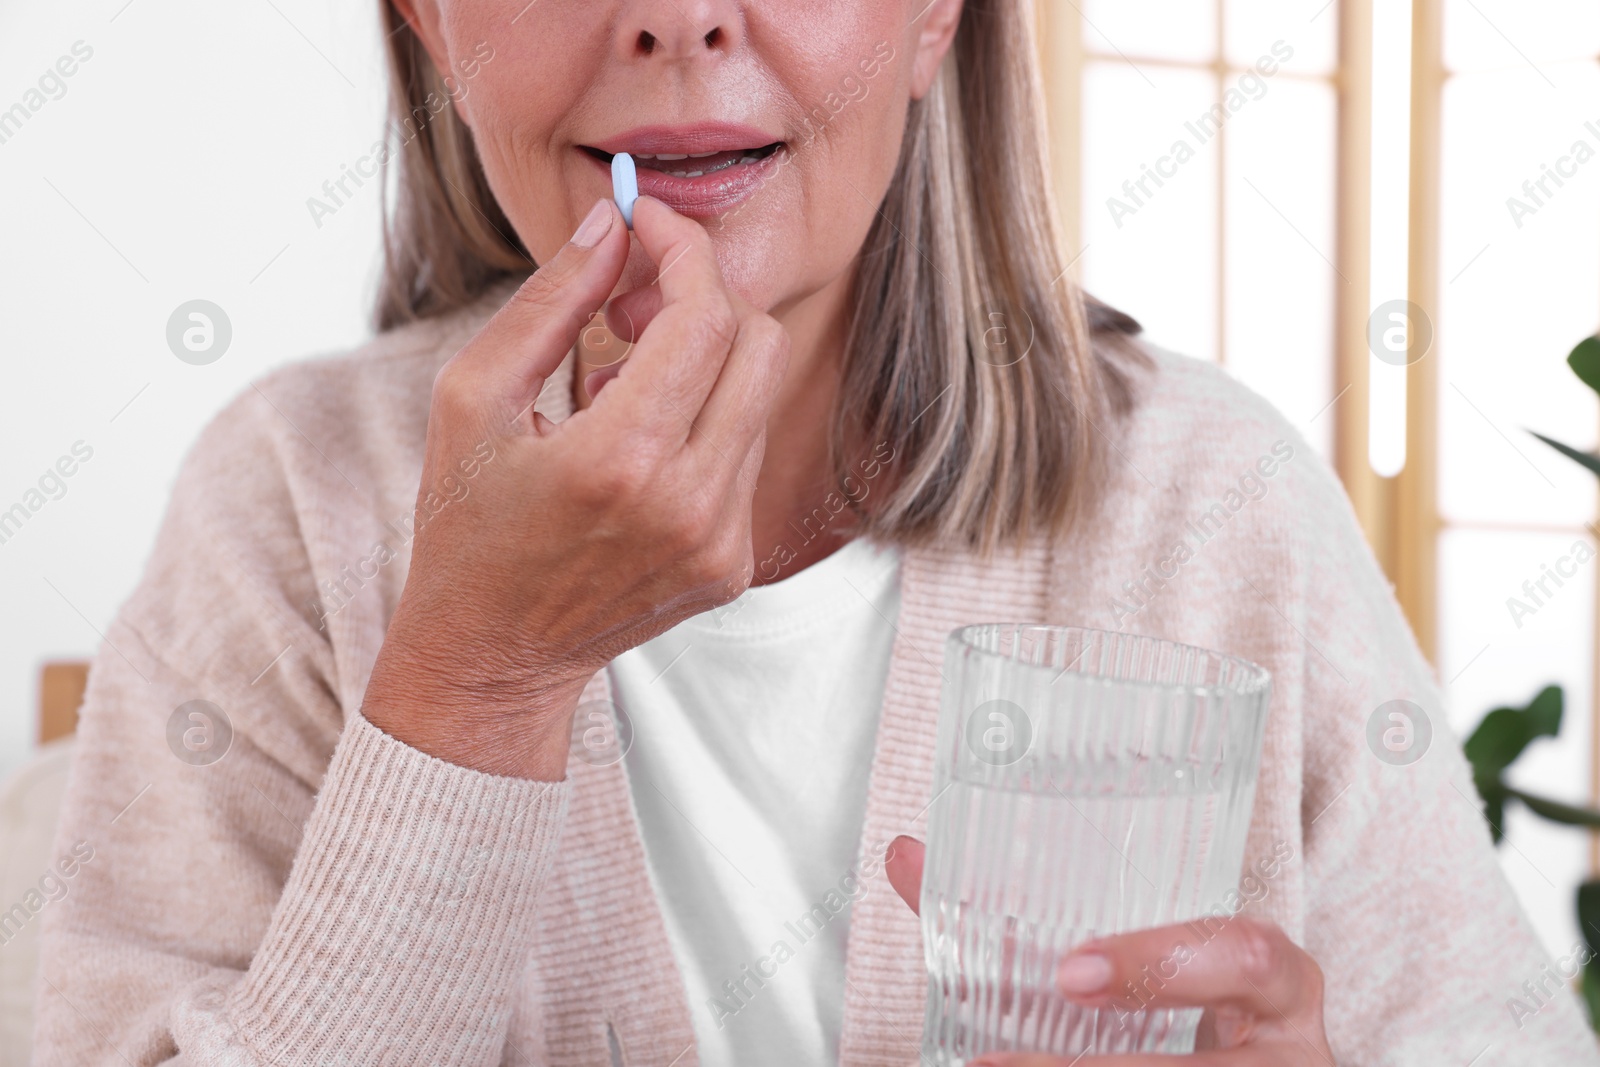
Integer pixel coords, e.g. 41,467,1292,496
1033,0,1600,861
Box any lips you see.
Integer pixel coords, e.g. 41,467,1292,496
596,145,781,179
580,122,787,219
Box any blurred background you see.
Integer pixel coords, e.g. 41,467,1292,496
0,0,1596,1001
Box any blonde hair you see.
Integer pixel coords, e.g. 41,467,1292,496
375,0,1147,552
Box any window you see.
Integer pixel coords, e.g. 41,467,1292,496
1040,0,1340,458
1038,0,1599,960
1434,0,1599,961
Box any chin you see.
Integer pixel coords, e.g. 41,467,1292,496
613,224,798,316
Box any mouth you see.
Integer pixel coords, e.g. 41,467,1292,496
579,123,788,219
580,142,783,179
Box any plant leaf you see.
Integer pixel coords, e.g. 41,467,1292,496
1584,963,1600,1031
1463,686,1564,781
1509,788,1600,829
1530,431,1600,480
1569,336,1600,398
1579,879,1600,959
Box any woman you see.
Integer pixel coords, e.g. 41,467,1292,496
32,0,1595,1064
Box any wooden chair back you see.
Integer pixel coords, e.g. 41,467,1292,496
38,661,89,744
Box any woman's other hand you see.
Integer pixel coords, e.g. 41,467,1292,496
362,195,790,780
885,836,1336,1065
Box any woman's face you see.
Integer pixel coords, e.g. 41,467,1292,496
398,0,963,313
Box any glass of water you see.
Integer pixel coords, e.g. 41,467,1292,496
919,624,1272,1063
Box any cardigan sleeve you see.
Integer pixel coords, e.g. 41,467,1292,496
31,380,571,1066
1287,440,1600,1064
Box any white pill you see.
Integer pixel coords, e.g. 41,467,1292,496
611,152,638,229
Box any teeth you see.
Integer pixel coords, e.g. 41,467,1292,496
615,146,776,166
632,148,773,179
659,154,766,178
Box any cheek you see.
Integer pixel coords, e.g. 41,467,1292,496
445,11,610,261
448,1,601,122
702,14,912,305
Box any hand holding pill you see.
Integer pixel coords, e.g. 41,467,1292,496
366,193,791,778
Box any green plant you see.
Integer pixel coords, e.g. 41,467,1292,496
1463,336,1600,1028
1529,337,1600,480
1464,686,1600,1024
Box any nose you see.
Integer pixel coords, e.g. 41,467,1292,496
614,0,742,62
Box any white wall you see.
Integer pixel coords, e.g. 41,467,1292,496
0,0,391,777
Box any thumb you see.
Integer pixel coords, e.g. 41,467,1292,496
451,198,630,420
604,282,663,344
886,835,925,916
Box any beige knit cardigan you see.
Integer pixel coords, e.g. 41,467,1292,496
32,279,1598,1065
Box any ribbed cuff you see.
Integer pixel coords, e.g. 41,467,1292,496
224,709,570,1065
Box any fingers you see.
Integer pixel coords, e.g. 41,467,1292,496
447,199,630,426
887,841,1314,1028
631,195,724,308
591,196,741,442
605,284,661,343
582,197,786,490
584,363,624,400
969,1052,1247,1067
685,295,789,469
1054,916,1323,1024
886,835,924,916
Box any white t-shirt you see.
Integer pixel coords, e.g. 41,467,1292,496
608,536,903,1067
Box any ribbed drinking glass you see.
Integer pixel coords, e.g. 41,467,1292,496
919,624,1272,1063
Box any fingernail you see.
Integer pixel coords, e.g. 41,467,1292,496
572,199,612,248
1056,951,1113,995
